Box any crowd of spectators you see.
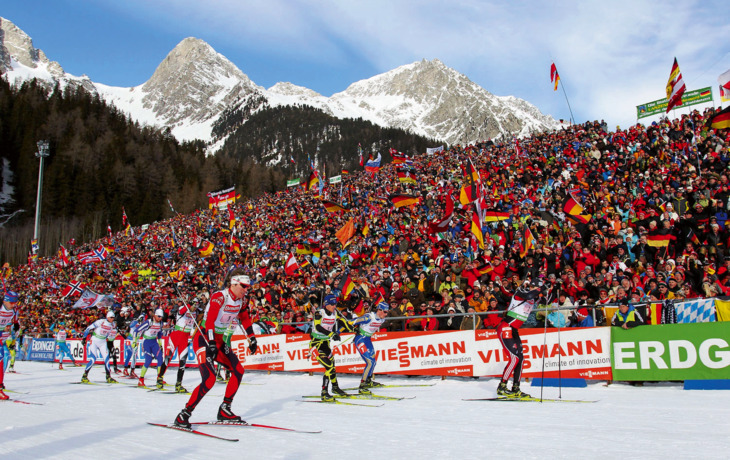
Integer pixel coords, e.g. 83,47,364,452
4,105,730,339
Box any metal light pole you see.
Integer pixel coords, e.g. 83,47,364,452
32,140,50,255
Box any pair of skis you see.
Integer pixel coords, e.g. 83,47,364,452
148,420,320,442
463,396,597,403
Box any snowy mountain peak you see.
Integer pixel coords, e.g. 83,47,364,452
133,37,266,137
268,82,323,99
0,17,63,77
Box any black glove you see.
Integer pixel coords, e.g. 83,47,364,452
248,336,258,354
222,341,231,355
205,340,218,361
331,332,341,341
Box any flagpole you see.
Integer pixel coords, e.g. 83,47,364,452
558,78,575,125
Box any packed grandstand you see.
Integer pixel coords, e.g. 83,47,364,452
5,105,730,340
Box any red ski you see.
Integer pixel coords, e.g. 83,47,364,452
191,420,321,434
147,422,239,442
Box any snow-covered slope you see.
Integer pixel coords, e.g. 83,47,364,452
0,17,559,155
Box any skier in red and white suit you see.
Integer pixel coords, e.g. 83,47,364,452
495,280,544,399
173,270,258,428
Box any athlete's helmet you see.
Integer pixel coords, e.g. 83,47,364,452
324,295,337,306
376,302,390,311
106,311,115,320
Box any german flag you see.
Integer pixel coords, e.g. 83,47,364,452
520,227,536,258
342,169,349,175
471,209,484,249
389,194,420,208
199,240,214,257
484,210,510,222
646,229,675,247
340,274,356,299
700,89,711,97
687,228,701,246
563,196,592,224
476,263,493,276
306,170,319,191
707,106,730,130
465,159,480,183
397,168,418,184
321,200,349,213
296,243,313,255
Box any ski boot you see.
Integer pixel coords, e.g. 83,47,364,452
365,378,384,388
122,368,130,377
0,390,8,400
175,382,188,394
218,401,243,422
174,408,192,429
358,381,372,395
321,388,335,402
496,381,510,396
59,363,64,370
129,369,139,379
156,377,165,390
106,374,118,384
114,368,122,375
81,372,90,384
331,384,348,397
137,378,146,388
507,385,531,399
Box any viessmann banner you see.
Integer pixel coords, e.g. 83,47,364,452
228,328,612,379
611,322,730,381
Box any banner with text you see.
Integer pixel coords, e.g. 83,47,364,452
228,328,611,379
636,87,713,119
611,322,730,381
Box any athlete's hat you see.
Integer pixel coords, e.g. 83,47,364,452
4,290,19,303
107,311,115,320
154,308,164,317
231,274,251,286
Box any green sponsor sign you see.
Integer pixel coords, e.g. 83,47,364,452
636,87,713,119
611,322,730,381
286,179,300,188
329,175,342,184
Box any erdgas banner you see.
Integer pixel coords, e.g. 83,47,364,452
611,322,730,381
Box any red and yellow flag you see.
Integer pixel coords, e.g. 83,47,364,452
665,58,686,113
389,194,420,208
550,62,560,91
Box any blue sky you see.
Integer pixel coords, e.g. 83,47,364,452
4,0,729,129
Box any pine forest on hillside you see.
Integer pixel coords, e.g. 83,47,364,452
0,79,443,265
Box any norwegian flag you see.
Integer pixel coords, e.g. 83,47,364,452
78,245,109,264
61,281,87,298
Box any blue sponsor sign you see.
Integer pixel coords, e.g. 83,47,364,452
27,338,56,362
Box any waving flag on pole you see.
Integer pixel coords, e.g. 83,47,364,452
365,152,382,173
550,62,560,91
520,227,536,258
719,67,730,102
285,253,300,276
666,58,686,113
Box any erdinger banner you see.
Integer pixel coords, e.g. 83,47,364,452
227,329,612,379
473,328,612,380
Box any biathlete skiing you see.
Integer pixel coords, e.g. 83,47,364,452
309,296,349,401
81,311,119,384
55,325,78,369
0,290,20,399
173,270,258,428
496,279,544,399
135,308,168,389
158,301,197,393
352,301,389,394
